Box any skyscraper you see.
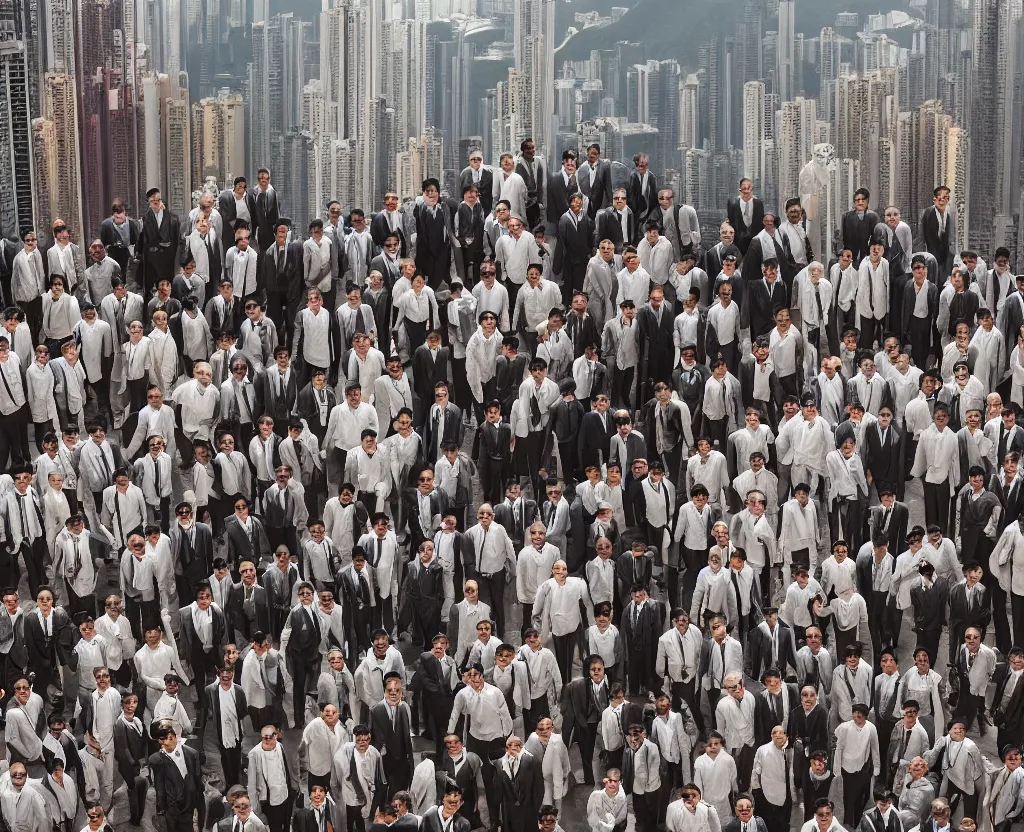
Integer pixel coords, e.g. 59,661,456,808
970,0,1022,254
512,0,554,154
76,0,137,231
42,69,81,239
742,80,764,192
0,28,35,239
777,0,794,101
679,73,699,150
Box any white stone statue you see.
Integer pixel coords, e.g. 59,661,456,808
799,143,836,264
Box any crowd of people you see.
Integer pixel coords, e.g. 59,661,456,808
0,144,1021,832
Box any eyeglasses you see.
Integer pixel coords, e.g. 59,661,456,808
261,733,276,740
87,813,103,819
298,589,313,596
234,503,248,509
176,509,191,516
13,684,29,691
418,477,432,483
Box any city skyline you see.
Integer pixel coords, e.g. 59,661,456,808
1,0,1023,266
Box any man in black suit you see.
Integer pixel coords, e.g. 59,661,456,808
638,283,675,393
472,401,513,505
753,666,799,746
217,178,249,246
418,634,459,756
421,786,472,832
547,149,579,230
204,665,247,789
292,784,342,832
746,610,797,682
245,168,281,257
113,694,149,825
790,687,829,791
747,259,788,339
620,585,660,695
257,348,301,436
460,150,495,216
554,193,593,308
947,562,991,665
149,720,206,832
178,581,228,729
263,219,303,345
993,646,1024,751
284,581,322,725
370,673,415,798
559,655,608,785
901,255,941,365
423,381,463,464
415,179,455,290
370,192,409,257
223,503,272,577
841,188,880,267
226,561,272,646
493,480,538,553
98,199,139,278
726,178,764,257
169,503,215,606
403,468,448,554
496,736,545,832
412,331,450,426
138,188,180,298
596,190,635,253
439,733,483,827
867,490,910,557
627,153,658,230
580,143,614,219
454,184,487,286
578,393,616,471
915,185,956,281
862,409,907,501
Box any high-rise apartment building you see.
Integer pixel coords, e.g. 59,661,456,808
0,32,35,240
970,0,1022,254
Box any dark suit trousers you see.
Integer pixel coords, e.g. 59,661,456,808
477,569,507,640
221,742,242,790
120,768,148,823
570,720,599,784
561,262,586,308
922,480,951,536
670,679,705,737
987,571,1013,655
261,798,293,832
346,806,368,832
754,792,791,832
292,655,320,725
907,316,934,368
551,627,584,690
625,646,655,696
467,735,506,829
841,761,873,826
20,536,47,597
1012,593,1024,656
632,789,659,832
383,757,412,799
479,456,506,505
612,366,635,413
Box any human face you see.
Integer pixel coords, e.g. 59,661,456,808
441,791,463,816
735,800,754,822
1007,749,1023,771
